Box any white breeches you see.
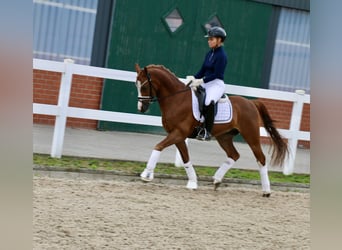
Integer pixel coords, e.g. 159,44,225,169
201,79,226,105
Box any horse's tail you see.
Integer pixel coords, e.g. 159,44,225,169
253,100,289,167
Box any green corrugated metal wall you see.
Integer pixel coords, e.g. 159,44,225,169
98,0,272,133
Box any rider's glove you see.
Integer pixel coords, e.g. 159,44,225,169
190,78,204,90
186,75,195,85
186,75,195,81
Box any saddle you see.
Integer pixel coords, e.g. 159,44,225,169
189,86,232,138
194,85,226,117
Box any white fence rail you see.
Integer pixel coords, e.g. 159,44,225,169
33,59,310,175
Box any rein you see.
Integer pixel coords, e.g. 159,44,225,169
157,87,191,102
137,67,191,103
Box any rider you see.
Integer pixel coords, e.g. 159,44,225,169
188,26,228,141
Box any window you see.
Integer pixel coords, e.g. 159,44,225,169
269,8,310,93
33,0,98,65
204,15,223,31
163,8,184,34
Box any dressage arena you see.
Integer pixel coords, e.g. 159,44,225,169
33,175,309,249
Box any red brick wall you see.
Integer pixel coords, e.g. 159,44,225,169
33,70,103,129
258,98,310,148
33,69,310,148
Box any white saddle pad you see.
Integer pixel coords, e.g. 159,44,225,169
191,90,233,124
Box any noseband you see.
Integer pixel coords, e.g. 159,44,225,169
136,67,158,103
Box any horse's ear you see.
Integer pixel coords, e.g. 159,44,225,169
135,63,141,74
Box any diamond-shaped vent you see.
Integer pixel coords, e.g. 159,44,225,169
204,15,223,30
164,9,183,33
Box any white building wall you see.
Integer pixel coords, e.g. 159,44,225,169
269,7,310,93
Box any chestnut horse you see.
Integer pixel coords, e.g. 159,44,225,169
134,64,288,197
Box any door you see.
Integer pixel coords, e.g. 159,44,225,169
98,0,272,133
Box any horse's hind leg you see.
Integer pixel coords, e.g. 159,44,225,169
175,141,198,189
239,126,271,197
214,132,240,190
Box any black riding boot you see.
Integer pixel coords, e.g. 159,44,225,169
196,101,215,141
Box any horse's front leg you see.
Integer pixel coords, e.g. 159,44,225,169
175,141,198,189
140,131,183,182
140,132,197,189
140,149,160,182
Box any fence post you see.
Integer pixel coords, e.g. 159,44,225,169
283,89,306,175
50,59,74,158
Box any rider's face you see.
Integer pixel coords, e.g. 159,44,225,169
208,37,221,49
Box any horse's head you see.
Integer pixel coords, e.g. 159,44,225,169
134,63,157,113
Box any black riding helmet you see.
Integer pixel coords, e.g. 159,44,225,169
205,26,227,42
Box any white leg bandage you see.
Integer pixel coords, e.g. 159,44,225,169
184,161,198,189
140,150,161,181
184,161,197,181
213,158,235,183
146,149,161,171
259,165,271,193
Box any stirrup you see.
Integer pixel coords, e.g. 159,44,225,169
196,128,211,141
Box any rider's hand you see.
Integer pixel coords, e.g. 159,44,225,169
186,75,195,86
186,75,195,81
190,78,204,90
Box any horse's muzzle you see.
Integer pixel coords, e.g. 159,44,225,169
138,100,150,113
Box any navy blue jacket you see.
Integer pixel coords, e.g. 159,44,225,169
195,46,227,83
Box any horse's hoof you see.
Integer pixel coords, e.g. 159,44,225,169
213,178,222,191
140,170,154,182
262,193,271,198
186,180,198,190
141,177,153,182
214,183,221,191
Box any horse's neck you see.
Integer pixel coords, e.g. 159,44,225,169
151,68,184,94
150,67,191,117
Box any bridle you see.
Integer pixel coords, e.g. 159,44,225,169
136,67,158,103
136,67,191,104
